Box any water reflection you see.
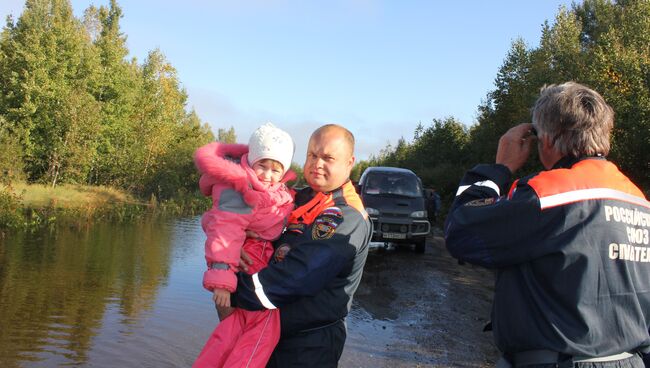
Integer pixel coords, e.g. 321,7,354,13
0,218,214,367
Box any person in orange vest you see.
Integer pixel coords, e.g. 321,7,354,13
446,82,649,368
228,124,372,367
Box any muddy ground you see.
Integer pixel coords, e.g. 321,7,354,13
340,231,500,367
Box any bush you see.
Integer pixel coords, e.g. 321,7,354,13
0,186,25,231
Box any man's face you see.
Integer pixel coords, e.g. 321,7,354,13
303,130,355,193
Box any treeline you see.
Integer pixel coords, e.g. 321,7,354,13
0,0,215,199
355,0,650,203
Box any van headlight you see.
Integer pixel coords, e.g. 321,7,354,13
410,211,427,218
365,207,379,216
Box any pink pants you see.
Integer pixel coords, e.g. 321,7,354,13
194,239,279,368
193,308,280,368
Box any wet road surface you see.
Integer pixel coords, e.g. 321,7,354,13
340,232,499,367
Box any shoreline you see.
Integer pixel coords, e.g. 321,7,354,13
0,183,210,234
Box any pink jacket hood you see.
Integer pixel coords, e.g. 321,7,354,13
194,142,296,207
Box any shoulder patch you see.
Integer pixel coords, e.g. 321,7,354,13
464,197,496,207
322,206,343,218
287,223,306,234
312,207,344,240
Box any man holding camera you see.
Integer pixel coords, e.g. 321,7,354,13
445,82,649,367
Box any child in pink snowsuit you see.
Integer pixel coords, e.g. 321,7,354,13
193,123,295,368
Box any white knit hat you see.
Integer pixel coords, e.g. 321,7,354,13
247,123,295,173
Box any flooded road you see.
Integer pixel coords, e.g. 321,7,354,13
0,219,498,367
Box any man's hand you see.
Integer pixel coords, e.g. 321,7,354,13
496,123,536,173
212,288,231,307
236,231,258,273
274,244,291,262
237,249,253,273
245,230,259,239
216,305,235,321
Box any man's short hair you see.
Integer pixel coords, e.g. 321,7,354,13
532,82,614,157
311,124,355,157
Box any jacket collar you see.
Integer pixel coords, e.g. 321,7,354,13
551,155,606,170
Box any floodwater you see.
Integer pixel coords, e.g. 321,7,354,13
0,218,218,367
0,219,498,367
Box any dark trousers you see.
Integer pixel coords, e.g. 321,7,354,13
266,320,346,368
510,354,645,368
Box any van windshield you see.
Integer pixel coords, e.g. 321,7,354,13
363,173,422,198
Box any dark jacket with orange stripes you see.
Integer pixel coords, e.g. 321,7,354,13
232,180,372,336
445,156,650,357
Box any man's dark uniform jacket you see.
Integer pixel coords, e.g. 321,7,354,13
232,180,372,336
445,157,650,358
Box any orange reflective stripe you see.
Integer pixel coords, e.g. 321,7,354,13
340,181,367,218
507,179,519,200
528,160,645,202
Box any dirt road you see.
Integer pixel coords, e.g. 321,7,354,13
340,232,499,367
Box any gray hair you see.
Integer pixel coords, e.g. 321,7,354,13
532,82,614,157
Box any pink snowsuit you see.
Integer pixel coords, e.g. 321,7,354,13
192,142,295,368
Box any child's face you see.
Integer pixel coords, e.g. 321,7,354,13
252,159,284,184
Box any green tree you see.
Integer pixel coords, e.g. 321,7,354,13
217,126,237,143
363,0,649,220
364,117,470,205
86,0,141,186
0,0,101,186
0,116,24,182
470,39,540,166
122,49,188,194
146,109,214,199
411,118,470,199
0,0,217,199
467,0,649,190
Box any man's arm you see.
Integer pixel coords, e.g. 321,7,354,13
445,123,555,268
232,209,368,311
232,235,355,310
445,165,550,268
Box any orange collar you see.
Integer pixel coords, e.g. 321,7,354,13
287,181,365,225
288,191,332,225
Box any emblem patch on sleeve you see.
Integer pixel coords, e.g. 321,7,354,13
464,197,496,207
287,223,306,234
312,207,343,240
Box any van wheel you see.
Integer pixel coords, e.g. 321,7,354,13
415,239,426,253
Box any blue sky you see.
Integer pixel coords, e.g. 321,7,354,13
1,0,573,162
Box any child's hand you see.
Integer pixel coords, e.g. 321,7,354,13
274,244,291,262
212,288,231,307
245,230,260,239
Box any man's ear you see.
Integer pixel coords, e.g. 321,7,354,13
348,155,355,169
539,134,563,170
541,134,554,151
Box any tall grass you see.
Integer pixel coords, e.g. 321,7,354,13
12,183,139,209
0,183,211,234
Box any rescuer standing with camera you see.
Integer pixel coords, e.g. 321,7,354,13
445,82,650,368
